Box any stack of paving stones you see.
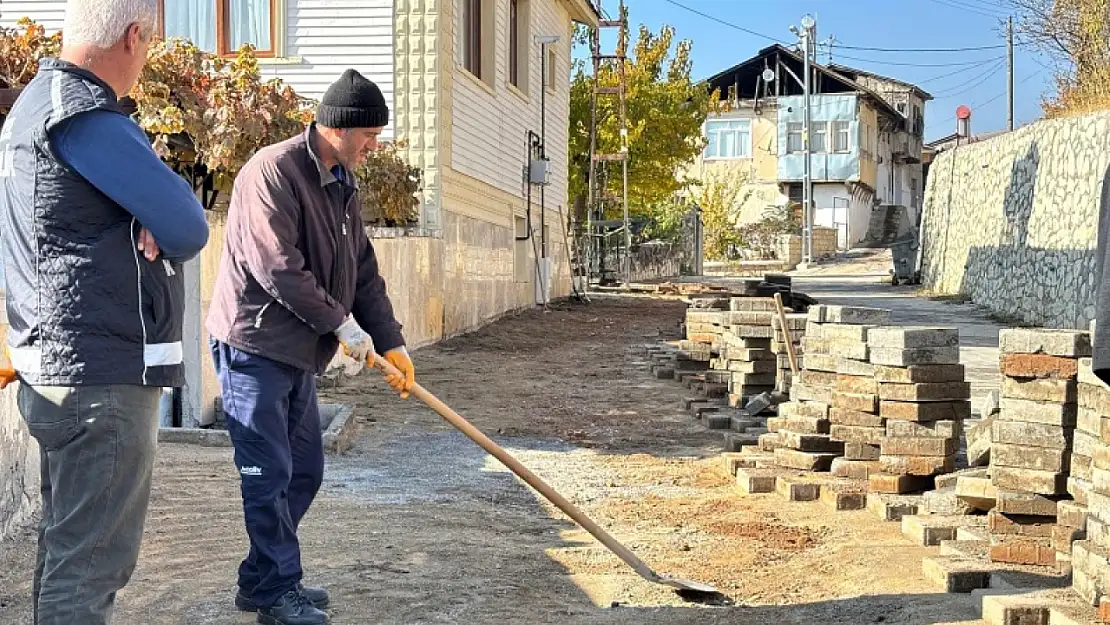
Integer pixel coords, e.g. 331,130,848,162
989,329,1091,570
1070,338,1110,617
720,297,782,407
771,312,806,396
767,305,889,474
866,327,968,495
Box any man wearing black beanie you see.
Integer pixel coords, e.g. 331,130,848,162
207,68,415,625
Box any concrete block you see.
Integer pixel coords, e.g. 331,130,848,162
730,297,777,312
779,401,830,419
731,371,777,387
1070,478,1093,507
815,305,892,325
820,483,868,511
836,358,877,377
843,441,882,461
157,427,233,448
758,432,784,452
1052,523,1084,553
993,420,1072,451
836,374,879,395
937,467,989,490
802,353,839,372
956,475,998,511
1079,409,1102,437
995,489,1063,517
829,408,885,428
726,359,777,375
1079,358,1110,389
829,424,885,445
736,468,778,494
818,323,873,342
723,433,760,452
743,392,774,416
1001,353,1081,380
705,413,733,430
874,363,967,383
867,492,922,521
653,366,676,379
776,475,821,501
731,416,759,432
867,327,959,349
729,311,776,325
1079,384,1110,416
993,466,1068,496
868,472,935,494
880,400,971,422
832,392,879,414
959,525,992,542
721,452,749,476
790,383,835,404
993,444,1070,473
988,510,1056,537
887,418,962,439
903,514,985,546
870,346,961,367
881,436,957,457
924,486,974,516
979,390,1002,417
798,370,838,388
923,555,993,593
989,535,1057,566
831,458,880,480
1002,377,1079,404
729,348,776,361
981,590,1056,625
778,432,844,453
879,454,957,476
879,381,972,402
734,324,775,339
999,328,1091,358
768,416,829,435
774,447,837,472
999,398,1078,427
1059,500,1090,529
967,413,997,467
940,539,990,559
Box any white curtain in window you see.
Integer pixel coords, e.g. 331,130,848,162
164,0,217,52
229,0,272,51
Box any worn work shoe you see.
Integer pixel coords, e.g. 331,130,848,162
237,583,330,612
255,589,330,625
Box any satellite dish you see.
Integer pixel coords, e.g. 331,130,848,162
762,69,776,82
800,14,815,29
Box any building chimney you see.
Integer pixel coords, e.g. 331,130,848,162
956,105,971,144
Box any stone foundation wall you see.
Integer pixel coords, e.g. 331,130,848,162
921,112,1107,329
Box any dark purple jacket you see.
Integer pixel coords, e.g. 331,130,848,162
206,124,404,373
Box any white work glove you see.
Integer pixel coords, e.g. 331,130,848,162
333,316,375,365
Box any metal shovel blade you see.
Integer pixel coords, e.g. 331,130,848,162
372,354,721,598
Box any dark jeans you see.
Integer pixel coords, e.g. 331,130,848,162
18,383,161,625
210,340,324,608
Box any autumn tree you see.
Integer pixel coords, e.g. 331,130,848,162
692,169,747,261
568,13,712,232
1005,0,1110,116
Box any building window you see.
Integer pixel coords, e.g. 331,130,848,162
704,119,751,159
546,47,557,90
786,122,803,153
160,0,275,57
459,0,494,85
812,122,827,153
833,121,851,153
463,0,482,77
508,0,529,91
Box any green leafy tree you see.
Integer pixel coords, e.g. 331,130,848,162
569,13,713,227
693,169,747,261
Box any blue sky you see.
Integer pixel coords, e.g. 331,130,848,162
580,0,1055,142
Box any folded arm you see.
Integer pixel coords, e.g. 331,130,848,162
50,109,209,262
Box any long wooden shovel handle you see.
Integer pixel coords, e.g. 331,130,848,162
773,292,800,377
369,352,660,581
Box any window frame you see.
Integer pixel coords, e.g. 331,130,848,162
811,122,828,153
703,118,752,160
786,122,803,154
158,0,279,58
832,120,852,153
507,0,530,94
463,0,482,78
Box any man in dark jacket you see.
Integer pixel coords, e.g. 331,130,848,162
206,69,414,625
0,0,210,622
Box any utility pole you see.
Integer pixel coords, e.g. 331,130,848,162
1006,15,1014,131
822,34,838,64
797,15,816,264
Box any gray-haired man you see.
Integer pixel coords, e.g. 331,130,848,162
0,0,209,622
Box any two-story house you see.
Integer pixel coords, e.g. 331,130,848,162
695,45,931,250
1,0,599,425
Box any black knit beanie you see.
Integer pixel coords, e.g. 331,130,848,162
317,69,389,129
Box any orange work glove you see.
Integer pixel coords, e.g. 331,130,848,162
382,346,415,399
0,346,16,390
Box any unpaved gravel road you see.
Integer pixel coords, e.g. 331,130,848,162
0,295,987,624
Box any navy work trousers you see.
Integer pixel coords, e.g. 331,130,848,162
210,340,325,608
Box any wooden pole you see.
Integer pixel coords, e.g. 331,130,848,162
773,292,799,377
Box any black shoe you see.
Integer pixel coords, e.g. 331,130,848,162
237,583,330,612
256,589,329,625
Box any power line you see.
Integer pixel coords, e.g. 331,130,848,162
660,0,1007,55
829,52,999,68
934,70,1041,126
918,56,1006,83
924,0,1008,19
931,59,1007,97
